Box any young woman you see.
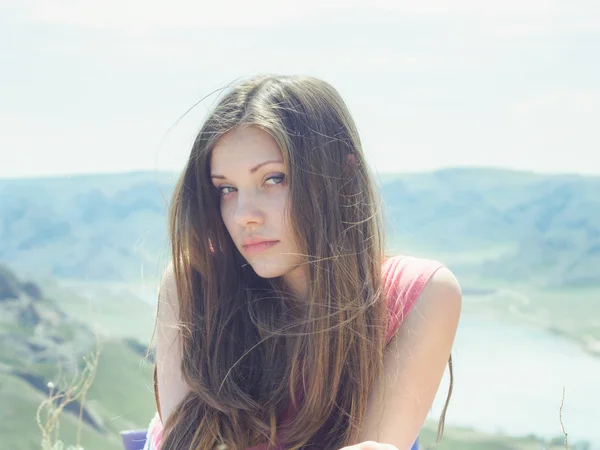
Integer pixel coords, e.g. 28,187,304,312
145,75,461,450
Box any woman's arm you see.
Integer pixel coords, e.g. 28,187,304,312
353,267,462,450
155,262,191,424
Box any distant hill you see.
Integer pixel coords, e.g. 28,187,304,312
1,168,598,287
380,168,600,287
0,171,177,281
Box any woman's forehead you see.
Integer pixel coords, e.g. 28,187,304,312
210,127,283,173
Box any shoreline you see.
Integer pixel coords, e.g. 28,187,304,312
421,420,580,450
461,286,600,360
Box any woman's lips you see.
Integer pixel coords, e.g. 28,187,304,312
243,240,279,255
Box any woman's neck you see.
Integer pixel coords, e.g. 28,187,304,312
281,264,309,300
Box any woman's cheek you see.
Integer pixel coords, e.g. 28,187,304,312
220,201,235,229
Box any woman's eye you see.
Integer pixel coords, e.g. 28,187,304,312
265,174,286,186
218,186,236,196
217,175,285,197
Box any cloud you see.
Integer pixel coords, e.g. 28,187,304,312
507,90,600,170
335,0,574,17
361,89,600,176
512,90,600,139
491,20,600,38
513,90,600,116
334,52,436,71
2,1,599,177
0,113,195,178
9,0,600,33
17,0,309,32
5,0,598,72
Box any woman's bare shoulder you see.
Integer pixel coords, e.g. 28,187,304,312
155,261,191,423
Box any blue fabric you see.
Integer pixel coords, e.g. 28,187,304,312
121,429,147,450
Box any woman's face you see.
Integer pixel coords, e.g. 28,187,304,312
210,126,307,296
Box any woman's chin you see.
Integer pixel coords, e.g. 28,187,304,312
246,258,306,297
249,264,287,279
246,258,292,279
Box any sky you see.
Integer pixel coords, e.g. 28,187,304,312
1,0,599,179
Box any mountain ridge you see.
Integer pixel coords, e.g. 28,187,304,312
1,168,598,286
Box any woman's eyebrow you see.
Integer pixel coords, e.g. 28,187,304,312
211,159,283,180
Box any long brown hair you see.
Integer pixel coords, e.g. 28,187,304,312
157,75,452,449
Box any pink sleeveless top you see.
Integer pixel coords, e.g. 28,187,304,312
144,255,443,450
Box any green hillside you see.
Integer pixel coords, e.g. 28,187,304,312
0,264,155,450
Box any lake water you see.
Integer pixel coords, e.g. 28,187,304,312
429,313,600,447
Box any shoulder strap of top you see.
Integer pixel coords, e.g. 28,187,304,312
382,255,444,345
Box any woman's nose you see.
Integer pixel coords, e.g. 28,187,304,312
233,193,265,227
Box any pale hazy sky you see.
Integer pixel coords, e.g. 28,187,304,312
1,0,599,178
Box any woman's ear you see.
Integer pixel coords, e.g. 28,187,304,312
346,153,357,168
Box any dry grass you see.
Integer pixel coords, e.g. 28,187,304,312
560,387,569,450
36,337,101,450
33,340,577,450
